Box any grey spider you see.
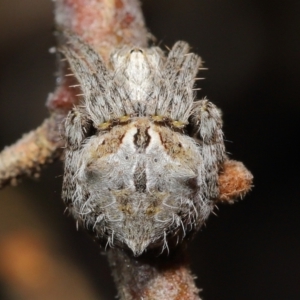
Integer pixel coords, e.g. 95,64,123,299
60,31,226,256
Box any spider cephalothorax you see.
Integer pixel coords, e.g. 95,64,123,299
61,31,226,256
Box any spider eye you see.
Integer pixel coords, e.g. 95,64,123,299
84,122,97,138
87,126,97,137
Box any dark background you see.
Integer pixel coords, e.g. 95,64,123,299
0,0,299,299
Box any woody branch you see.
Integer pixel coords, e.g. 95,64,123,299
0,0,252,299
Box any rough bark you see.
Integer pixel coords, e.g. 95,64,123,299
0,1,253,299
108,247,201,300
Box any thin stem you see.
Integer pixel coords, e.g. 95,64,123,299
0,1,253,299
108,247,201,300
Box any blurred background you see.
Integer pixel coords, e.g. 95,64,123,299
0,0,299,299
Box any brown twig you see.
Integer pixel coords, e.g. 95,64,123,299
0,114,64,189
218,160,253,204
0,1,253,299
108,246,200,300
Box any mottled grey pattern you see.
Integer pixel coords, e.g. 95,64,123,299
61,31,226,256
